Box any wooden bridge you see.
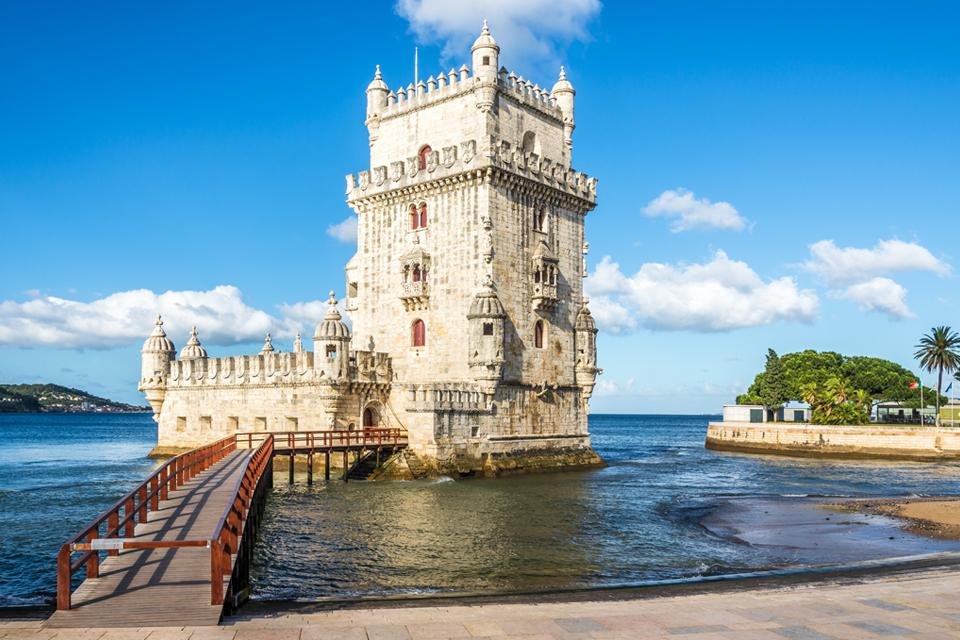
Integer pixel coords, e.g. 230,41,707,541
48,428,406,628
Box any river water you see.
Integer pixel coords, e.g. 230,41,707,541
2,413,960,607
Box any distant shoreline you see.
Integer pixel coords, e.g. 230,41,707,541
0,409,152,415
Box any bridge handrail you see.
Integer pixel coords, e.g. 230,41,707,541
208,434,274,606
236,427,406,451
56,434,238,610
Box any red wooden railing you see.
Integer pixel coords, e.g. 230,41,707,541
56,434,274,610
238,427,405,452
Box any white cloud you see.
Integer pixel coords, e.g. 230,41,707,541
0,286,328,350
395,0,601,69
643,188,746,232
326,217,358,243
803,239,949,285
585,252,819,333
837,277,914,320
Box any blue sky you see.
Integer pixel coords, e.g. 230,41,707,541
1,1,958,411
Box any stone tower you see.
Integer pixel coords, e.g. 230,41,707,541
344,23,602,465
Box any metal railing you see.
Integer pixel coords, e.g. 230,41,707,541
56,434,274,610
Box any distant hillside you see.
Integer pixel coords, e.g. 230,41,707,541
0,384,149,413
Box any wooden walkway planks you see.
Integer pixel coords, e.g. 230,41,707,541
46,449,254,628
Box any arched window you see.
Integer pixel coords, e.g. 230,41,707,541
412,319,426,347
419,202,427,228
410,204,419,230
534,320,544,349
412,265,421,282
363,407,379,428
418,145,432,171
522,131,537,154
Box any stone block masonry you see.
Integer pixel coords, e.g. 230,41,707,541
707,421,960,460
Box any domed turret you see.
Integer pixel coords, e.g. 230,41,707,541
179,326,208,360
260,333,275,354
313,292,351,380
366,65,389,119
551,66,576,159
142,315,176,356
139,315,176,418
468,277,506,391
471,21,500,110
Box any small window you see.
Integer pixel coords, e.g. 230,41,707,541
228,416,239,432
410,204,419,230
347,281,358,297
482,56,490,66
176,416,186,433
412,319,426,347
286,416,298,432
418,145,432,171
534,269,541,283
200,416,212,433
412,265,421,282
419,202,427,228
534,320,544,349
255,416,267,432
482,322,494,336
522,131,537,154
325,345,337,359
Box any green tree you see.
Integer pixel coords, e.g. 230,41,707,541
758,349,789,420
801,376,871,425
914,326,960,426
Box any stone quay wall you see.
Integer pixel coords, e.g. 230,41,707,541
706,421,960,461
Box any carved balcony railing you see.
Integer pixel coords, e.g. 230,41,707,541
532,282,558,310
401,280,429,311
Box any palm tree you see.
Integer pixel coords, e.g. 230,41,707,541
914,326,960,426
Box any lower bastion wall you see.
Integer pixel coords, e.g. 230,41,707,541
706,422,960,460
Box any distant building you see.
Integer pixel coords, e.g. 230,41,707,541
140,24,603,474
722,404,811,423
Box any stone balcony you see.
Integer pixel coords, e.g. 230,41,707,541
401,280,429,311
532,282,558,311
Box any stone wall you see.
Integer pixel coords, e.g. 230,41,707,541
706,421,960,460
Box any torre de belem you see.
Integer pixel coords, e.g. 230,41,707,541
140,23,603,476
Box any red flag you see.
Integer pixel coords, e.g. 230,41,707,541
909,381,919,389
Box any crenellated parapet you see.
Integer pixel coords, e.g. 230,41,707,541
166,351,315,387
405,383,491,414
345,136,597,207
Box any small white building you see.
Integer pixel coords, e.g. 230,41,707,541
722,404,811,423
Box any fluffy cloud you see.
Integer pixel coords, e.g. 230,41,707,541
326,217,358,243
395,0,601,68
0,286,329,349
643,189,747,232
803,239,949,285
837,277,914,320
585,251,819,333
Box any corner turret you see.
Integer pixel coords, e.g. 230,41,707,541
365,65,390,145
313,292,351,380
471,21,499,112
551,66,576,157
574,301,600,401
139,315,176,419
467,277,506,393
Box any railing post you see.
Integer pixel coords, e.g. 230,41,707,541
151,475,159,510
138,485,148,523
86,529,99,578
108,511,120,556
210,540,224,605
125,497,136,537
57,544,71,610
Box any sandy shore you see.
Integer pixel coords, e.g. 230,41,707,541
830,497,960,540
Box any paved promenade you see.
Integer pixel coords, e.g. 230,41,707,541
4,566,960,639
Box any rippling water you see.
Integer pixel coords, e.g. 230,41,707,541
251,414,960,601
3,413,960,607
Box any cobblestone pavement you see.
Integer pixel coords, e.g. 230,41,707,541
5,567,960,639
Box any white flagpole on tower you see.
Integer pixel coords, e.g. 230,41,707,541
414,46,419,86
